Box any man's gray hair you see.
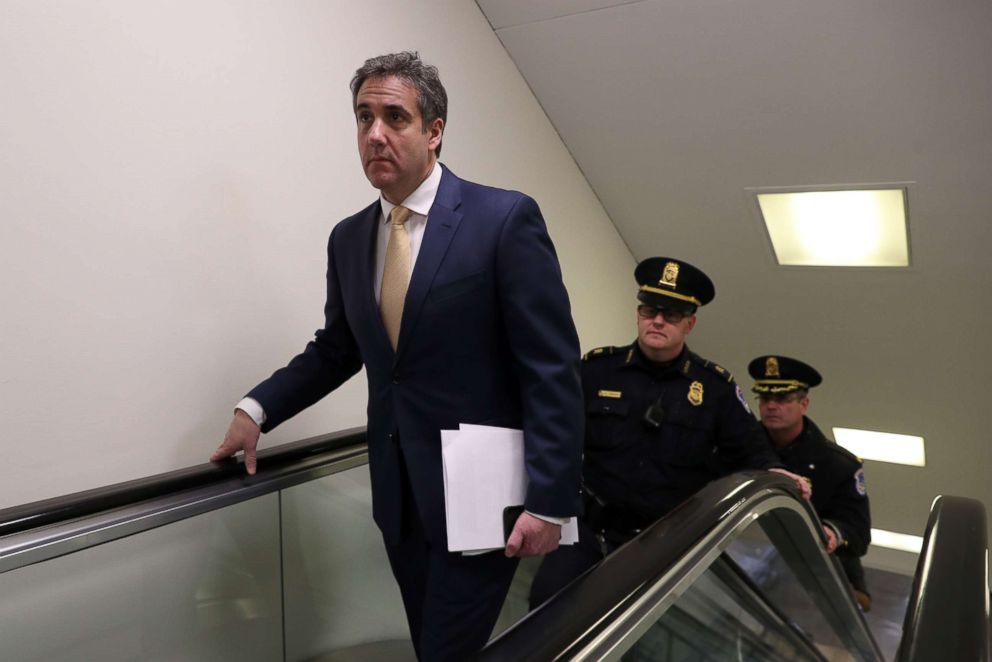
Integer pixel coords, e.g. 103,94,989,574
351,51,448,157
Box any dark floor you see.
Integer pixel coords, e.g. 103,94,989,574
860,565,914,661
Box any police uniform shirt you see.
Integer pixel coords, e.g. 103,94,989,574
582,342,781,528
767,416,871,556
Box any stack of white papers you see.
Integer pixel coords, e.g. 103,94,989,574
441,423,579,553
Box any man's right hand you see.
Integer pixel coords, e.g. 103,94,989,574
211,409,261,475
822,525,839,554
505,512,561,558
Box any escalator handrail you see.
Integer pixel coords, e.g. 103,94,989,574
896,494,990,662
478,470,877,661
1,427,369,573
0,426,367,538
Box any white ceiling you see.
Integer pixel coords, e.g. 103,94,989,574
476,0,992,553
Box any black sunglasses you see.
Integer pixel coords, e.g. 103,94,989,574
637,304,689,324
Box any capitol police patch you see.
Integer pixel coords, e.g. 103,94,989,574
735,384,752,414
854,468,867,496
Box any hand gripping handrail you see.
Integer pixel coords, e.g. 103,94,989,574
0,427,368,573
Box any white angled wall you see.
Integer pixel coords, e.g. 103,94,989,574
0,0,635,509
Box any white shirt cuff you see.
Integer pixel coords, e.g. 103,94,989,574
235,397,266,428
526,511,570,526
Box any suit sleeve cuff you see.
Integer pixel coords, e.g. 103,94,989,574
526,511,570,526
235,397,266,428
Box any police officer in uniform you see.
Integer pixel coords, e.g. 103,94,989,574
749,355,872,610
529,257,810,608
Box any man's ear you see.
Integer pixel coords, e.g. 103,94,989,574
683,314,697,335
427,118,444,150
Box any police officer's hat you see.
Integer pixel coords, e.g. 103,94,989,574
748,355,822,394
635,257,715,313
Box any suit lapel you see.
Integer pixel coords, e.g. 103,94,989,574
395,168,462,361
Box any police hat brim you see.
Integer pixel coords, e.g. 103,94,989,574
636,289,697,313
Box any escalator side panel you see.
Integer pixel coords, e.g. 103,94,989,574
0,495,283,661
281,466,410,660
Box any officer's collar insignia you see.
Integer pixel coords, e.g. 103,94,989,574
598,389,622,399
687,381,704,406
659,261,680,289
682,359,691,374
625,348,634,364
765,356,780,378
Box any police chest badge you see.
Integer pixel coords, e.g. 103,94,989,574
687,381,704,406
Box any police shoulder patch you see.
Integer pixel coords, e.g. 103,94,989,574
735,384,752,414
689,353,734,383
854,468,867,496
583,346,620,362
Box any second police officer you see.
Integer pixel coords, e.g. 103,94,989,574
749,355,872,610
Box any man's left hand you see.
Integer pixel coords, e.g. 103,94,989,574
768,467,812,500
505,512,561,558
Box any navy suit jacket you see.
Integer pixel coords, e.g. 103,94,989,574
248,165,584,545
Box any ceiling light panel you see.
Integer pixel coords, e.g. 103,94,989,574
756,188,910,267
832,427,926,466
870,528,924,553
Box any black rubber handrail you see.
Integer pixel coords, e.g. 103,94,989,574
0,426,367,538
896,495,990,662
476,470,826,661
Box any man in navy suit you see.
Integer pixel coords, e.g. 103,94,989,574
211,52,583,661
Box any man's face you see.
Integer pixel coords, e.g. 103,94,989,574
355,76,443,204
635,304,696,361
758,392,809,433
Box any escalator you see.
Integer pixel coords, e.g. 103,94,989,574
1,429,987,661
0,428,390,661
479,473,989,661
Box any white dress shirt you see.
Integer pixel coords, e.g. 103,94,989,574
373,163,441,302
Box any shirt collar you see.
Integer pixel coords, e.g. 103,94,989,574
380,162,442,223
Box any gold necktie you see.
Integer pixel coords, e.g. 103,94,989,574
380,206,414,350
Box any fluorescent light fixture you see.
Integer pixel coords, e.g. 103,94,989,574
832,427,926,466
755,188,909,266
870,528,924,553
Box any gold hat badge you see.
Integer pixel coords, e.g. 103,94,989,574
660,261,680,288
765,356,780,378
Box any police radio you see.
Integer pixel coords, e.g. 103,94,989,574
643,398,666,429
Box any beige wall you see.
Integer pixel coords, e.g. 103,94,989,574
0,0,635,509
